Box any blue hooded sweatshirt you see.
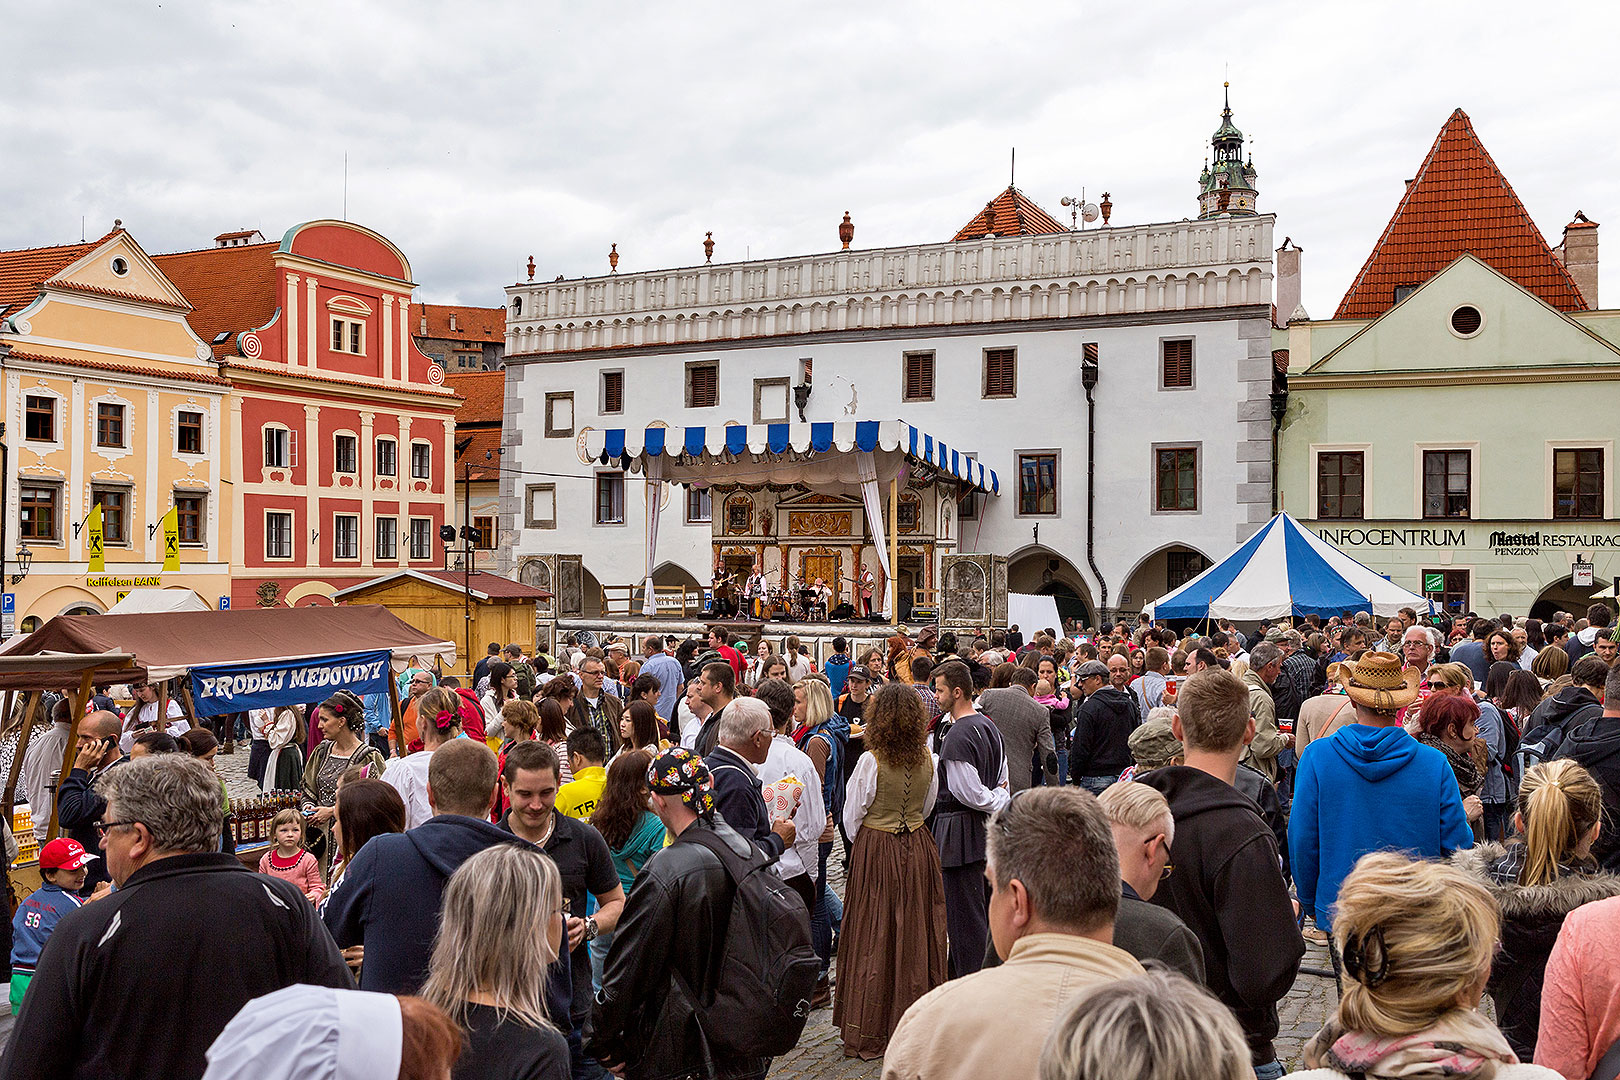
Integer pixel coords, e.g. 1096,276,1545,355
1289,724,1473,928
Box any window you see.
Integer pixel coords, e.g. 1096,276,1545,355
175,494,204,545
471,516,495,549
1317,451,1365,520
176,410,204,454
1167,551,1208,589
753,377,790,424
265,511,293,559
1017,453,1058,515
96,403,125,448
1422,568,1471,616
982,348,1017,398
331,318,364,354
959,454,980,520
1450,306,1483,336
333,514,359,559
1394,285,1418,304
24,396,55,442
376,439,397,477
410,442,432,480
409,518,433,560
602,370,624,415
1155,447,1199,512
1555,448,1604,519
525,484,557,529
264,427,294,469
333,434,358,475
686,487,711,523
897,495,920,530
903,352,935,402
91,487,129,544
19,485,57,541
375,516,398,560
596,472,625,525
1422,450,1471,519
544,392,574,438
686,361,719,409
1161,339,1194,389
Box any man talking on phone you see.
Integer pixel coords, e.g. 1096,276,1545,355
54,712,127,896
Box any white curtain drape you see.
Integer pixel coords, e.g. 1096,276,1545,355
643,456,663,617
857,451,892,618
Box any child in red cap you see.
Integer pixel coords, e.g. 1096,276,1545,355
11,838,98,1014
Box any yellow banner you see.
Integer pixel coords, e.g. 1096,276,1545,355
160,506,180,572
86,503,104,573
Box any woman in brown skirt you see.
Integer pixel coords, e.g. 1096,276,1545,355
833,682,948,1058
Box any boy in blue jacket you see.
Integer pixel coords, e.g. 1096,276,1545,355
11,838,98,1014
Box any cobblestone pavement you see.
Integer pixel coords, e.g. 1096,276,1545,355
767,852,1341,1080
217,747,1341,1077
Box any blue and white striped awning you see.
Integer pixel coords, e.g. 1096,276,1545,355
582,420,999,495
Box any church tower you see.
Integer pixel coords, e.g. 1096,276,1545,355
1198,83,1259,218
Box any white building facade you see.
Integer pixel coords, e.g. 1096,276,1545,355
499,194,1277,627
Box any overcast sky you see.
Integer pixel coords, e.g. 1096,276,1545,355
5,2,1616,318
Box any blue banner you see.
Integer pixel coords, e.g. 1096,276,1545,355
189,649,393,717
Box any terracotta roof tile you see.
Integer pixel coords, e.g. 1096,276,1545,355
1273,348,1289,373
445,370,505,423
46,278,189,308
1335,110,1587,319
0,232,119,315
455,428,505,481
953,186,1068,242
411,303,505,342
414,569,549,599
6,349,229,386
151,243,280,354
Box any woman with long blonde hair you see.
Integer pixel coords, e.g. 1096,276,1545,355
1453,759,1620,1060
421,844,570,1080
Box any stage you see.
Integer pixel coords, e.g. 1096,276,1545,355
553,614,916,663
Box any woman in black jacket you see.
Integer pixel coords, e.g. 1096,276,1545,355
1452,758,1620,1059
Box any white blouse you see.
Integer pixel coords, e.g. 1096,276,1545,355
842,751,940,837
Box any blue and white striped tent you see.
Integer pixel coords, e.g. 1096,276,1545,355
1146,513,1433,621
582,420,999,494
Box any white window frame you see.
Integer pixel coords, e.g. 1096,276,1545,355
408,517,434,560
264,510,295,560
375,516,398,560
1414,442,1479,521
333,431,359,476
173,490,207,547
686,486,712,524
595,470,626,526
409,441,432,480
1545,440,1614,520
23,391,62,447
94,400,129,450
90,484,133,547
174,407,207,457
332,513,360,560
264,425,296,469
19,480,62,545
330,317,366,355
375,437,398,478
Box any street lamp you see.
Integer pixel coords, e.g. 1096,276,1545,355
11,545,31,585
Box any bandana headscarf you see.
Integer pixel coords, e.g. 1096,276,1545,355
203,985,402,1080
1303,1008,1520,1079
647,746,715,816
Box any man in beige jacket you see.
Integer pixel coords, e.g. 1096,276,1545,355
882,788,1142,1080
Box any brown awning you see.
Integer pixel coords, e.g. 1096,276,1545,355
0,605,456,690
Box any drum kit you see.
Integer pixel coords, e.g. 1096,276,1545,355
712,573,833,622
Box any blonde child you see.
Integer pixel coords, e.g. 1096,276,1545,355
257,808,324,903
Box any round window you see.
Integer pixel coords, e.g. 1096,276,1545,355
110,257,129,276
1450,305,1483,336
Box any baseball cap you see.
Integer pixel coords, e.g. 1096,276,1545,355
845,668,871,683
1075,659,1110,680
1128,714,1184,770
40,837,97,872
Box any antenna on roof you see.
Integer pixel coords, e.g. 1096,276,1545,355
81,216,85,243
342,153,348,222
1010,147,1015,187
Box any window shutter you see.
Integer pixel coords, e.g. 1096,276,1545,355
1162,340,1193,387
984,349,1016,397
604,371,624,413
288,430,297,467
690,363,718,408
904,353,935,400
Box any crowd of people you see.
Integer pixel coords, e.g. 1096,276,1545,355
5,605,1620,1079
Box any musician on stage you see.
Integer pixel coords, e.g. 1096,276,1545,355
747,563,768,620
859,566,876,617
811,577,833,621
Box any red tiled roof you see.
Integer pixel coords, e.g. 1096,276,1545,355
0,231,118,315
446,370,504,423
46,278,189,309
6,349,229,386
953,186,1068,242
1335,110,1587,319
412,570,549,600
455,428,505,481
151,243,280,355
1273,348,1289,373
214,230,260,242
411,303,505,342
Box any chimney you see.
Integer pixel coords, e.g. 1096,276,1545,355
419,314,427,335
1275,239,1304,325
449,313,458,332
1558,214,1599,308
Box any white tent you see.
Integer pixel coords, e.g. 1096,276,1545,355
105,588,213,615
1147,513,1433,621
1008,592,1063,638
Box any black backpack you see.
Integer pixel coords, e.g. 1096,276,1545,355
674,825,818,1063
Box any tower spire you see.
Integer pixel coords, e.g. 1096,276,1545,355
1198,82,1258,219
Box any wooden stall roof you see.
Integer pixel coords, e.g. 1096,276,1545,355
333,568,551,602
0,651,139,692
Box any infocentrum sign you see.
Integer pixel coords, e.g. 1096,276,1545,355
1316,526,1620,556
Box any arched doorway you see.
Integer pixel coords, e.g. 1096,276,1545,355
1006,546,1095,629
1119,544,1214,628
1530,575,1612,623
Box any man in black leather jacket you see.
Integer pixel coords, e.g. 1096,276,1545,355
590,748,771,1080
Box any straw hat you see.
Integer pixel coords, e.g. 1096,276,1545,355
1337,651,1421,711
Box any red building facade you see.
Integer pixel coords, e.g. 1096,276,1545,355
155,220,459,608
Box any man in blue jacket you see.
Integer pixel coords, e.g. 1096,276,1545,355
1289,651,1473,948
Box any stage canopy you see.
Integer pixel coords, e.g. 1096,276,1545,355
582,420,1001,617
0,605,457,690
1146,513,1434,621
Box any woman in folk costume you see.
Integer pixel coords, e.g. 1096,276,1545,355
261,705,307,792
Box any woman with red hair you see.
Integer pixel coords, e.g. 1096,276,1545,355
1416,689,1486,840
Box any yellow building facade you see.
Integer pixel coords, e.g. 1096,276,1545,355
0,229,233,628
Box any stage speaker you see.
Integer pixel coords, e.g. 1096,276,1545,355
940,553,1008,629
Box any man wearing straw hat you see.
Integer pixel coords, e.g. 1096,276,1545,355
1288,651,1474,956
